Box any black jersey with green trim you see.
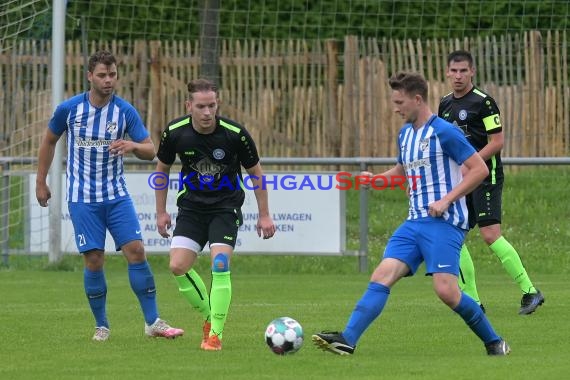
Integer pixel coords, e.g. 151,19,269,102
157,114,259,210
438,86,503,179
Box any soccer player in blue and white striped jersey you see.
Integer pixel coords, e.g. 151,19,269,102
313,72,510,356
36,50,183,341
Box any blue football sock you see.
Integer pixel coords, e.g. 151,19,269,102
128,261,159,325
84,268,109,328
453,293,500,344
342,282,390,346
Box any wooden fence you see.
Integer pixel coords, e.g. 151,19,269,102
0,30,568,162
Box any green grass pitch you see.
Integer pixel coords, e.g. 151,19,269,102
1,167,569,379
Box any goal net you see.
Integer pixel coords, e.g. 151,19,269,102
1,0,51,262
1,0,569,262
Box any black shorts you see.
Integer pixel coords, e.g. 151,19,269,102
466,179,503,229
173,208,243,249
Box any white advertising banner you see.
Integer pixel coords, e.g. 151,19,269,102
28,173,345,255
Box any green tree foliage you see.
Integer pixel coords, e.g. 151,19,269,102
21,0,569,41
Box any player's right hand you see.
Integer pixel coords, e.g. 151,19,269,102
156,211,172,238
359,171,374,188
36,184,51,207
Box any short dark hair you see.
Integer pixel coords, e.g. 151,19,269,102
187,78,218,99
447,50,474,67
388,72,428,100
88,50,116,72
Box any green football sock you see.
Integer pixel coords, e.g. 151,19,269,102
489,236,537,294
458,244,481,304
210,271,232,339
175,269,210,321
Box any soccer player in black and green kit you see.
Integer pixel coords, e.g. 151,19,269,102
438,50,544,315
155,78,276,350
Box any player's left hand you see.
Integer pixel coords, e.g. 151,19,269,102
428,199,450,217
109,139,135,156
257,215,276,239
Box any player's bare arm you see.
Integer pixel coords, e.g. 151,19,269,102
477,131,504,162
245,162,276,239
36,129,61,207
360,163,406,188
155,159,173,238
109,137,155,160
429,153,488,217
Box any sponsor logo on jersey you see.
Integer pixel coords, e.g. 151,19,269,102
74,138,113,148
404,158,431,171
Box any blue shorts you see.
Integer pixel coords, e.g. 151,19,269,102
383,218,466,276
68,196,143,253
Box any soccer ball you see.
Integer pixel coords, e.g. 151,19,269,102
264,317,304,355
